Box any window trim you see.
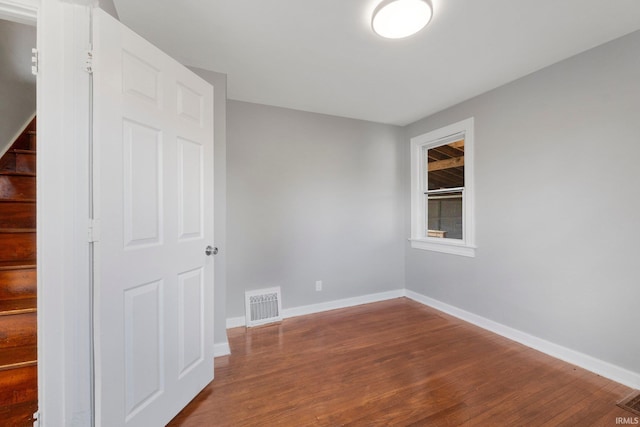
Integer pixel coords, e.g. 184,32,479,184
410,117,476,257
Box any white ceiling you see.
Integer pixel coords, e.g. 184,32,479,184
112,0,640,126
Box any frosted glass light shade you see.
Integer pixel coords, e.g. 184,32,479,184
372,0,432,39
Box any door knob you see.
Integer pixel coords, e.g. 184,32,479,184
205,245,218,256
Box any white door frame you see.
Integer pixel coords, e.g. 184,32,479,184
0,0,37,25
0,1,94,426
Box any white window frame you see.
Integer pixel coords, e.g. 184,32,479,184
410,117,476,257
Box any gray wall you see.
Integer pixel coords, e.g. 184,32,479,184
227,101,405,318
405,30,640,374
189,67,228,347
0,19,36,155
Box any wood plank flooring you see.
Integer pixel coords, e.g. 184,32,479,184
168,298,635,426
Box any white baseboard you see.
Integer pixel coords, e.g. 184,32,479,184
282,289,406,319
213,341,231,357
226,316,246,329
405,289,640,390
225,289,406,331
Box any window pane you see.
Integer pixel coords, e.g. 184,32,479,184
425,139,464,190
426,191,463,239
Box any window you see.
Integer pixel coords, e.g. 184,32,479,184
410,117,475,257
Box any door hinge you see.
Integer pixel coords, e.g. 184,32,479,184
84,50,94,74
88,218,101,243
31,48,38,76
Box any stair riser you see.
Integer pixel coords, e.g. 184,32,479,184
29,133,36,151
0,269,36,300
0,176,36,200
0,365,37,406
13,133,36,152
0,312,36,349
0,153,16,172
0,202,36,228
0,233,36,261
15,153,36,174
0,400,37,426
0,313,37,352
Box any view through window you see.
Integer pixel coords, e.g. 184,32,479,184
424,139,464,239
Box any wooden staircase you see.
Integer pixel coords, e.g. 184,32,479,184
0,117,38,426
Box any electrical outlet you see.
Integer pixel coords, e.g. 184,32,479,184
315,280,322,291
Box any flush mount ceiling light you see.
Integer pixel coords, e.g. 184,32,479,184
372,0,433,39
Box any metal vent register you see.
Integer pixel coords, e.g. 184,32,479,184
618,391,640,416
245,287,282,327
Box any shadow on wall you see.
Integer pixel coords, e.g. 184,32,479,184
0,18,36,156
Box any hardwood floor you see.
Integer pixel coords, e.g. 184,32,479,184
168,298,634,426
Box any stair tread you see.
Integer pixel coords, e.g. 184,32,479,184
0,346,37,370
0,199,36,203
0,261,36,271
12,150,35,155
0,228,36,233
0,298,37,315
0,171,35,177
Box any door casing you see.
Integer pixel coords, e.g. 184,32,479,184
0,1,94,425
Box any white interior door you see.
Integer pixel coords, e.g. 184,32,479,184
92,9,214,426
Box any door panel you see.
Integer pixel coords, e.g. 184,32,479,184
122,120,163,247
178,138,203,240
124,280,163,419
92,9,214,427
178,268,204,376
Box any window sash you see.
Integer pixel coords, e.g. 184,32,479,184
424,189,464,240
424,186,465,195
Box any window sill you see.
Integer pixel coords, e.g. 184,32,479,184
409,238,476,257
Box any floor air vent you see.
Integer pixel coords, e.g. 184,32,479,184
245,287,282,327
618,391,640,416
